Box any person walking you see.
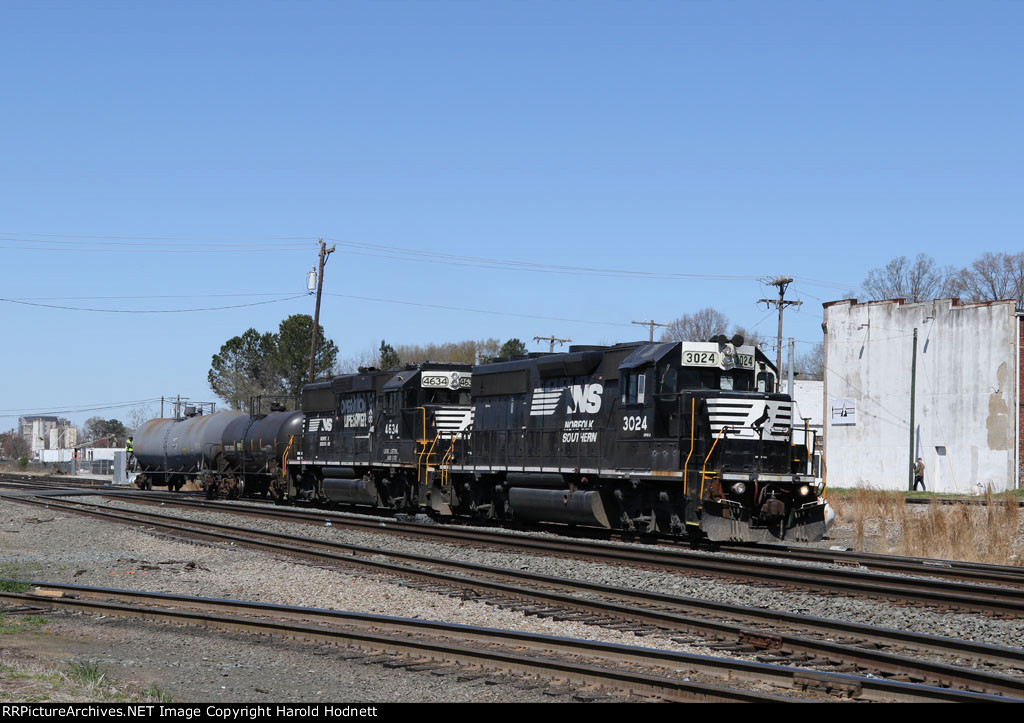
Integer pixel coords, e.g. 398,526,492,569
913,457,925,491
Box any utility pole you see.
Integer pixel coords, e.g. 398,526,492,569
787,337,795,395
908,327,918,491
759,276,802,373
533,335,571,353
632,319,669,342
308,238,336,384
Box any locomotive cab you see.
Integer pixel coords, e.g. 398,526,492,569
289,363,472,511
611,337,825,541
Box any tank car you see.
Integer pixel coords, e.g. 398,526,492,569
133,409,246,491
133,407,302,497
217,408,303,498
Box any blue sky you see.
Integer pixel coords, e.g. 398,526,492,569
2,1,1022,428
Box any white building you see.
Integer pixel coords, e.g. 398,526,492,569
18,415,77,456
823,297,1022,492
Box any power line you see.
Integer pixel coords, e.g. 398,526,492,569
0,295,309,313
1,231,859,291
0,397,166,419
6,292,300,301
323,292,634,327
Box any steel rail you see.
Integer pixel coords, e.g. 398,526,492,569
7,494,1024,697
8,474,1022,587
66,490,1024,613
0,585,1010,703
0,588,797,703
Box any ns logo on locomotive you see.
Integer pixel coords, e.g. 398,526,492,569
131,338,829,543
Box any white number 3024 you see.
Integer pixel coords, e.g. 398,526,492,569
622,415,647,432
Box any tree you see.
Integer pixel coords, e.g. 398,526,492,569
395,338,501,365
949,252,1024,303
660,308,764,348
208,328,282,410
0,432,30,460
660,308,729,343
794,342,825,377
499,338,528,358
861,254,956,303
208,314,339,409
83,417,129,446
275,314,338,395
730,326,765,350
378,340,401,369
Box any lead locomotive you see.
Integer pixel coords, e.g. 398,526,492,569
283,338,826,543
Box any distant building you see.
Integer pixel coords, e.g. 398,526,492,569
823,298,1022,492
18,415,77,456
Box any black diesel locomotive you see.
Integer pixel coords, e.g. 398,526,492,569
284,338,827,543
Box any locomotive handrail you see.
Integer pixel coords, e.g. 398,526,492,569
440,433,460,487
699,425,731,506
281,435,295,472
683,397,695,497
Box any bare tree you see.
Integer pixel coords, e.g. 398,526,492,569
127,406,155,433
949,252,1024,303
861,254,956,303
335,345,381,374
730,326,765,349
795,342,824,377
660,308,729,342
660,308,764,349
1,433,30,460
396,338,502,365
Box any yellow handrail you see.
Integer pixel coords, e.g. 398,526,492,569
683,398,695,496
281,434,295,470
440,434,459,487
699,425,730,503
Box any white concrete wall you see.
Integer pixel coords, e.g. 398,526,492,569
784,380,824,430
824,298,1018,492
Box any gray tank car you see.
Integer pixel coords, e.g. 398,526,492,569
133,409,303,497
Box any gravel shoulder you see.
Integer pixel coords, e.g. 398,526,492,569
2,494,1023,703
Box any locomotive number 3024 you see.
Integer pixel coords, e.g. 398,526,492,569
622,415,648,431
682,350,719,366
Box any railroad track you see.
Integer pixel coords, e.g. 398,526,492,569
59,488,1024,613
5,493,1024,698
0,582,1013,703
4,473,1022,586
56,483,1024,590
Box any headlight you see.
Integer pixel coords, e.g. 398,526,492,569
730,482,746,495
798,485,810,497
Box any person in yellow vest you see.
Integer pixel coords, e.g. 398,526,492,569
126,437,135,470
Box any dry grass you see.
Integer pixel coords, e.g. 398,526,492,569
828,486,1022,566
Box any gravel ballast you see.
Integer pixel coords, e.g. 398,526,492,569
2,493,1023,702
